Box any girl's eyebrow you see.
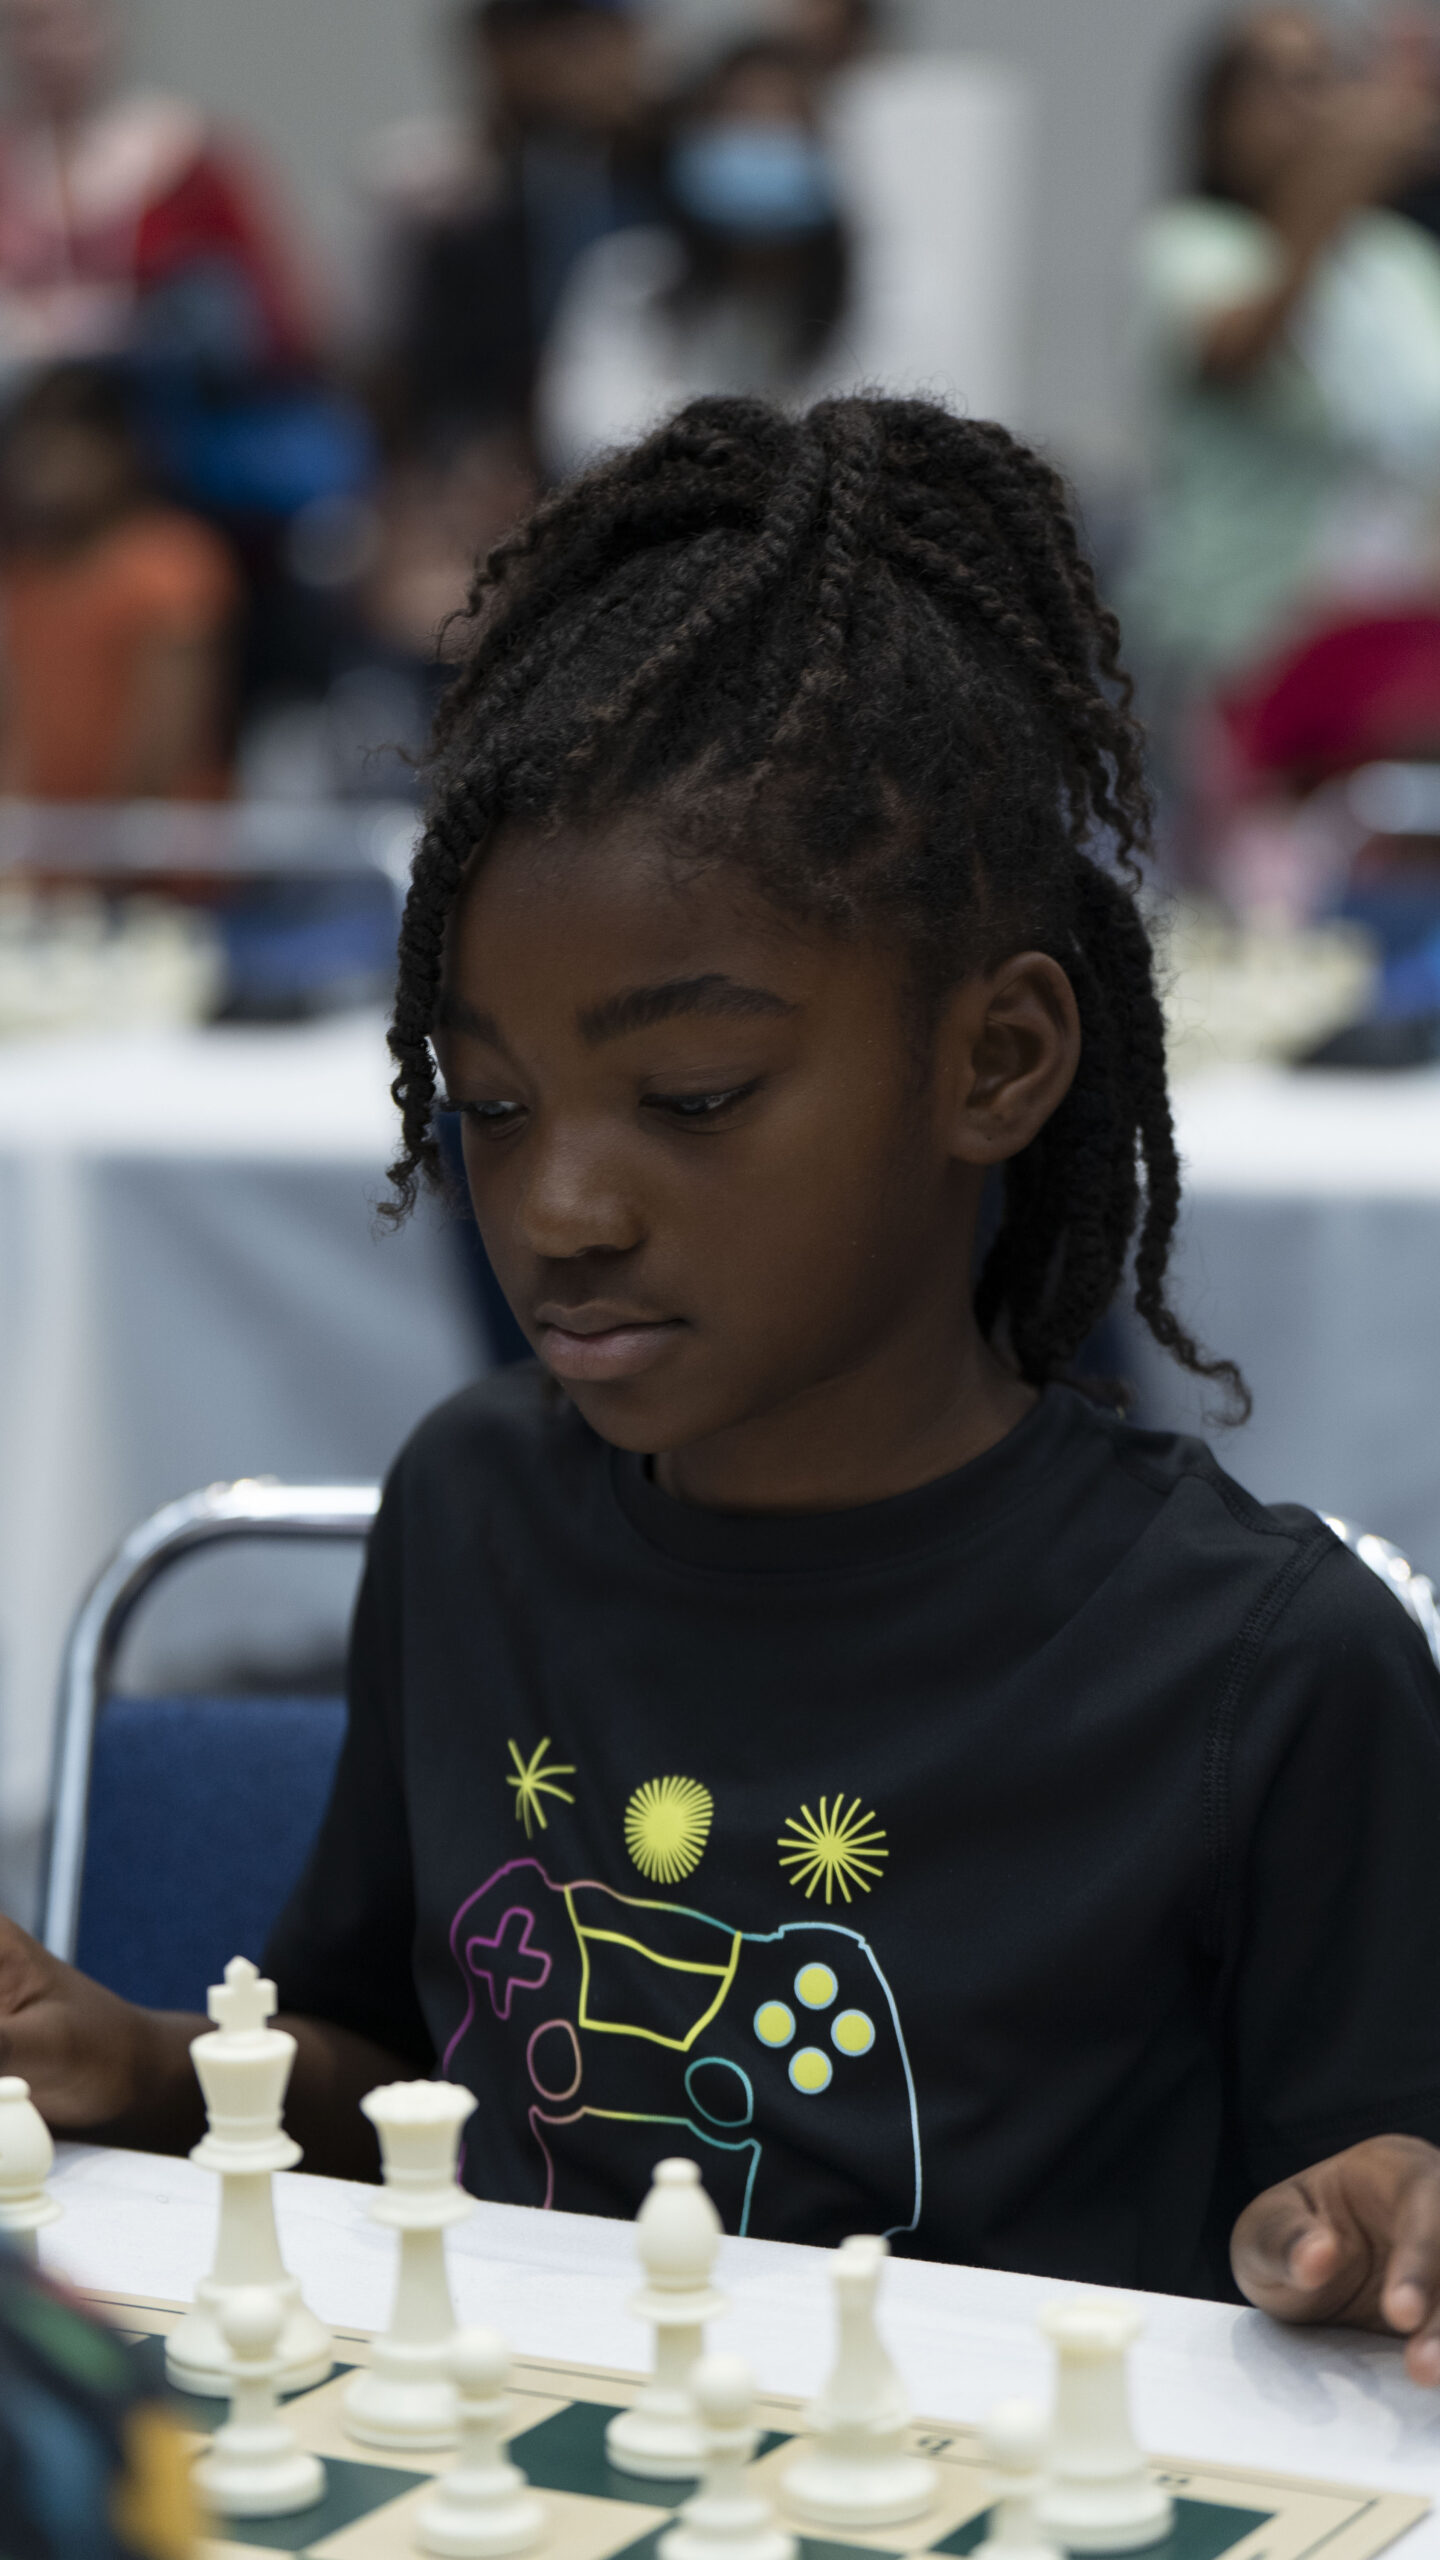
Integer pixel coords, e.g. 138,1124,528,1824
434,992,509,1047
578,974,796,1045
432,975,796,1052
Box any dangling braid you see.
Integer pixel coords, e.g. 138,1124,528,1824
384,390,1246,1415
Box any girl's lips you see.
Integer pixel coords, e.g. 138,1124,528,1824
537,1319,686,1382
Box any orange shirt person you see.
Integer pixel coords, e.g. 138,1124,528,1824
0,362,237,799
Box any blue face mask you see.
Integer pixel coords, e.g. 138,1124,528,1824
669,120,837,239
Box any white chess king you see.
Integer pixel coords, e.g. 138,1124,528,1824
166,1957,333,2397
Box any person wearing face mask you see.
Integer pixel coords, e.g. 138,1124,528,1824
537,40,853,481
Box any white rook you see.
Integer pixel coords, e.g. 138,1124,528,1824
1036,2299,1172,2553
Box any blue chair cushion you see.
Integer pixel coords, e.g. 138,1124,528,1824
73,1695,346,2013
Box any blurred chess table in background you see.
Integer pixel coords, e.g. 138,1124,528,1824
1121,1061,1440,1581
0,1012,484,1917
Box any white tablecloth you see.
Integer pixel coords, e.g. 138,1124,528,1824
0,1015,484,1900
42,2145,1440,2552
1124,1064,1440,1578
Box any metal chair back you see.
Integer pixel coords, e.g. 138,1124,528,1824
1323,1517,1440,1671
40,1479,379,1970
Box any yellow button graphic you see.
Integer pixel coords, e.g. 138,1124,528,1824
831,2007,876,2057
794,1963,838,2010
754,2000,795,2048
789,2046,833,2095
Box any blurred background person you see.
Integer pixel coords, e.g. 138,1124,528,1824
370,0,651,460
783,0,879,81
241,422,536,803
0,0,315,385
1123,6,1440,795
0,361,238,797
538,36,851,479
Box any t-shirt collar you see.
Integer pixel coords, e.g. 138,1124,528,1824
610,1383,1086,1576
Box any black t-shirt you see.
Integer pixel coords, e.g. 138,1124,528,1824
265,1366,1440,2300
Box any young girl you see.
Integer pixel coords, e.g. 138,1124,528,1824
6,393,1440,2374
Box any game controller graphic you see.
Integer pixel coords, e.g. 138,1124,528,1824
442,1857,921,2241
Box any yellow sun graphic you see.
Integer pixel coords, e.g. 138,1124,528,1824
777,1795,888,1904
507,1736,576,1838
625,1775,714,1882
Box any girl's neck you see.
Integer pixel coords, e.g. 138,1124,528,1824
653,1322,1036,1515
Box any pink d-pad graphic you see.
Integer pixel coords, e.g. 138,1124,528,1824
464,1905,552,2020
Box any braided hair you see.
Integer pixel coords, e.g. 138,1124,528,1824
386,391,1245,1413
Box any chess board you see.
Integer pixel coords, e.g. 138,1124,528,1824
88,2291,1430,2560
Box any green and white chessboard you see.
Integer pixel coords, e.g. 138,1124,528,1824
93,2290,1430,2560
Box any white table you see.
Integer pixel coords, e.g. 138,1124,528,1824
42,2145,1440,2552
0,1014,484,1908
1123,1063,1440,1578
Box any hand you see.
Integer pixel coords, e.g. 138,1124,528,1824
1232,2136,1440,2384
0,1913,189,2134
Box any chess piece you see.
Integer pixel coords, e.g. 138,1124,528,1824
982,2400,1061,2560
344,2079,477,2450
191,2286,326,2520
413,2329,547,2556
660,2354,796,2560
0,2077,61,2259
781,2235,934,2528
606,2157,725,2480
166,1957,333,2397
1035,2299,1172,2552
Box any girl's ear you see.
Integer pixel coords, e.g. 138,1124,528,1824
936,952,1082,1166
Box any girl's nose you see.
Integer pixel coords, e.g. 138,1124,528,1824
515,1129,643,1261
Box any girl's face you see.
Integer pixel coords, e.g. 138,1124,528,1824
434,817,1078,1505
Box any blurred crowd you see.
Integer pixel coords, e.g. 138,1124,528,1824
3,0,1440,1036
0,0,887,812
1120,4,1440,1049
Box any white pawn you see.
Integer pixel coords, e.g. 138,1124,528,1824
660,2355,795,2560
413,2329,547,2557
606,2159,724,2480
782,2235,934,2528
0,2077,61,2259
167,1956,333,2397
1034,2299,1172,2553
344,2080,477,2451
982,2401,1061,2560
191,2286,326,2521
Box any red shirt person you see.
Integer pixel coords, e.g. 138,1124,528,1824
0,0,313,376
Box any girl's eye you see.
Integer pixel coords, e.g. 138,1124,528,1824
458,1100,524,1133
644,1081,759,1123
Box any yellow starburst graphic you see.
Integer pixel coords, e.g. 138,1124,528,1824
625,1775,714,1883
507,1736,576,1838
777,1795,888,1904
